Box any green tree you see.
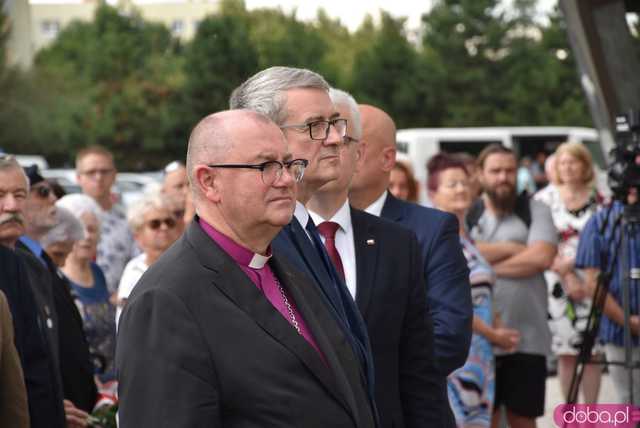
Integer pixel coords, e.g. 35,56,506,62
33,4,183,168
181,0,258,127
350,12,427,128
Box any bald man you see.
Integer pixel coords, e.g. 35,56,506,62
116,110,376,428
350,105,473,427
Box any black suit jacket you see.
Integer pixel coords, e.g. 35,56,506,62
17,242,97,413
5,245,66,428
116,220,376,428
350,208,443,428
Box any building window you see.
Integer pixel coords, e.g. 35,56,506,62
170,20,184,36
41,20,61,39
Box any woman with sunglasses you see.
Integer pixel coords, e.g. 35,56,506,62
116,192,181,328
56,194,117,385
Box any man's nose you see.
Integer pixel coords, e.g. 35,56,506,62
2,194,21,211
323,122,343,146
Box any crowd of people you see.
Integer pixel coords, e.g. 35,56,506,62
1,65,638,428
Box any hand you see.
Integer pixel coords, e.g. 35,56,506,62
631,315,640,336
64,400,89,428
552,254,574,276
491,327,520,353
564,274,587,301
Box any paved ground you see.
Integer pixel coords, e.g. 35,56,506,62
538,374,616,427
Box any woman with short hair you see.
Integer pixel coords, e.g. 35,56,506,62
428,153,520,428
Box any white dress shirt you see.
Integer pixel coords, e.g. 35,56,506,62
364,190,388,217
308,200,357,300
293,200,312,241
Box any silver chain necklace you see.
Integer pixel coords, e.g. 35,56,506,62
275,278,301,335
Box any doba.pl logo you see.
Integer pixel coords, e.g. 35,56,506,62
554,404,640,427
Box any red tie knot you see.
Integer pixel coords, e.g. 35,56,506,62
317,221,341,240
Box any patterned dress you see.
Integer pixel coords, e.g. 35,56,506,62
448,236,496,427
67,262,117,382
534,185,602,355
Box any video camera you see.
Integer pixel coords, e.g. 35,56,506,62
608,109,640,202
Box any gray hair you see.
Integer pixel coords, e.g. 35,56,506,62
229,66,330,125
0,155,30,191
56,194,102,225
329,88,362,140
41,206,85,248
127,191,174,232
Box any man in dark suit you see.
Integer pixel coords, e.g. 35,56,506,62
349,105,473,426
0,156,66,428
307,88,443,428
117,110,376,427
229,66,377,411
18,166,97,423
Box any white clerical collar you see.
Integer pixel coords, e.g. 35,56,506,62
248,252,271,269
308,199,352,234
364,190,388,217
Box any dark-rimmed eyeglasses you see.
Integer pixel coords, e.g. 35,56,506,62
206,159,308,186
146,217,177,230
280,118,348,141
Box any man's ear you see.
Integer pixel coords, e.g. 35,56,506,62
381,146,396,173
353,142,366,173
193,165,221,203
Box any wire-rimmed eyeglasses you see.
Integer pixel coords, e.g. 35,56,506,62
207,158,309,185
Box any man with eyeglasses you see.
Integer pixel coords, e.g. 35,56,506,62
16,165,98,427
117,109,375,427
0,156,66,428
230,67,378,424
307,88,443,428
76,146,136,296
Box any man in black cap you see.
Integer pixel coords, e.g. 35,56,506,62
0,157,66,428
18,164,97,426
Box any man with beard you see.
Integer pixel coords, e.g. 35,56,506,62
468,144,557,428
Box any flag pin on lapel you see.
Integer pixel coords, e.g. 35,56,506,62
366,239,375,246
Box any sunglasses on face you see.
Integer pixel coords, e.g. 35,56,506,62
146,217,176,230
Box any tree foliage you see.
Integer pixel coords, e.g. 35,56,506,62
3,0,626,168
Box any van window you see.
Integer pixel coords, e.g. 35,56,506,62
583,139,606,168
512,135,566,159
439,140,502,156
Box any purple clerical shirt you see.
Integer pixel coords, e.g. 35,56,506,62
199,219,325,360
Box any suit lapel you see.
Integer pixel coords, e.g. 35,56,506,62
185,221,356,421
350,209,379,318
270,257,358,423
380,192,405,222
285,219,335,297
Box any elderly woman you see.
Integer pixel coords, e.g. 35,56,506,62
427,153,520,428
534,142,604,402
56,194,116,384
389,160,418,203
116,192,181,327
41,207,85,267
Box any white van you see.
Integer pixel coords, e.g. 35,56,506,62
395,126,609,203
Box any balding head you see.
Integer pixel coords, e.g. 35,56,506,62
349,105,398,209
186,109,271,196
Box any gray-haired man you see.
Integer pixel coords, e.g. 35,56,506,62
231,67,378,423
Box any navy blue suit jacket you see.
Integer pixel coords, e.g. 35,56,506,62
350,208,445,428
272,216,378,422
380,193,472,375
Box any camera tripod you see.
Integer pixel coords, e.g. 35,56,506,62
568,203,640,407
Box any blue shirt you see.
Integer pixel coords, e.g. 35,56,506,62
19,236,46,266
575,201,640,346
